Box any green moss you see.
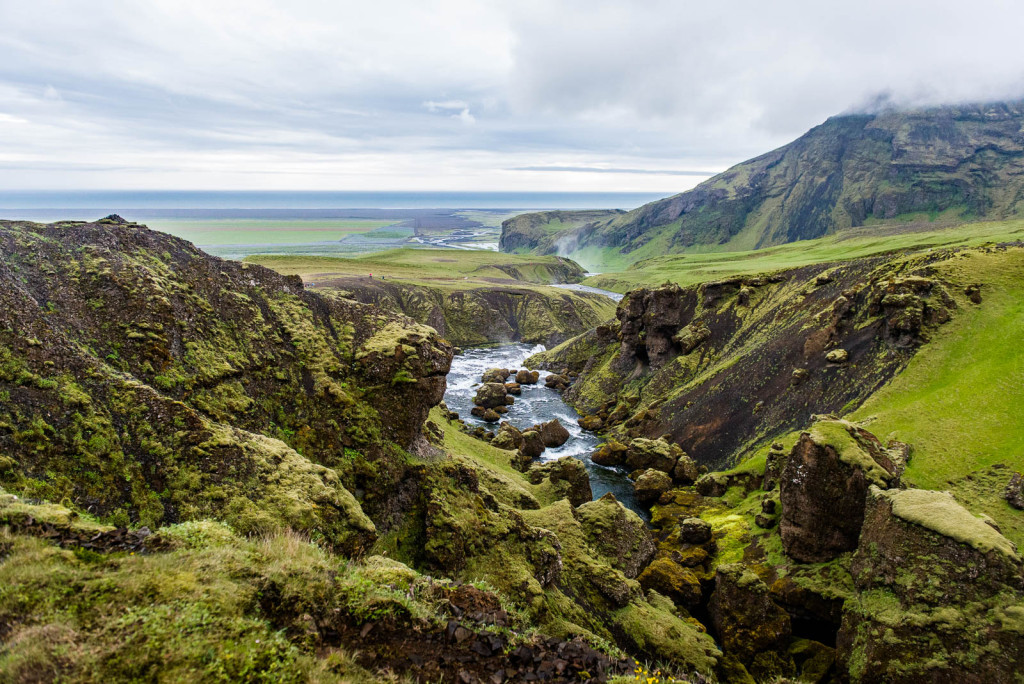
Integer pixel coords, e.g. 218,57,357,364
879,487,1020,561
808,420,892,487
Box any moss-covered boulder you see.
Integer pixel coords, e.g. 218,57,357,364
837,486,1024,683
473,382,508,409
634,469,673,506
482,368,511,383
591,440,628,467
525,457,592,508
516,369,540,384
577,493,656,579
708,563,792,665
780,420,901,562
637,558,703,607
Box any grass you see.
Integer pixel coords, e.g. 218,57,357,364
246,248,583,285
146,219,398,246
848,248,1024,545
583,216,1024,291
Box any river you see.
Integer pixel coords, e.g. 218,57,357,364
443,343,645,518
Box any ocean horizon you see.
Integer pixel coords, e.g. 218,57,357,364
0,190,672,220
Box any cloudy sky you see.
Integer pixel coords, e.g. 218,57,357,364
2,0,1024,192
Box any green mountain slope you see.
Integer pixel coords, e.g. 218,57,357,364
502,101,1024,269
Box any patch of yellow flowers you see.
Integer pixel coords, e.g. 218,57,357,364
631,660,672,684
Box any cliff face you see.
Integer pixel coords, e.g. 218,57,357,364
0,218,452,549
528,248,961,470
325,277,618,347
502,102,1024,261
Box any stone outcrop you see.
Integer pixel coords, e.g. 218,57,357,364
633,469,672,506
837,486,1024,683
577,493,656,579
779,421,901,562
526,457,593,508
1005,472,1024,510
708,564,792,664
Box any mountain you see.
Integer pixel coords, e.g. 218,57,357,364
501,101,1024,267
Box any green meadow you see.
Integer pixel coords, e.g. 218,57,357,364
145,218,398,246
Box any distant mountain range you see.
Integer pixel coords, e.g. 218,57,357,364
501,101,1024,262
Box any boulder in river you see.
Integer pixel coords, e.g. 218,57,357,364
578,415,603,432
473,382,508,409
482,368,511,383
591,440,628,467
481,409,501,423
536,419,570,448
545,373,570,390
516,369,540,384
505,382,522,396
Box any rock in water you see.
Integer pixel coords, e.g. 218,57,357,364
482,368,511,383
536,419,570,448
591,440,628,467
516,369,540,384
473,382,508,409
779,420,900,562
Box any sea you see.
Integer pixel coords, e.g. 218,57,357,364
0,190,669,219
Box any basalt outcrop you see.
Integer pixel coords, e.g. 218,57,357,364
529,250,959,470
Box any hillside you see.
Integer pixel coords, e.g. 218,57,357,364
502,101,1024,269
0,218,721,681
247,250,618,346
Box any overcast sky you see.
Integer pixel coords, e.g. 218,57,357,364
2,0,1024,192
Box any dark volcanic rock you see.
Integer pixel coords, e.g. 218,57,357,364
836,486,1024,683
591,440,628,467
779,421,900,562
536,419,571,448
1005,472,1024,510
516,369,540,384
708,563,792,664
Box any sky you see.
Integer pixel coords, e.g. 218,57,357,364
2,0,1024,192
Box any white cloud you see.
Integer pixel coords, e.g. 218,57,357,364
0,0,1023,191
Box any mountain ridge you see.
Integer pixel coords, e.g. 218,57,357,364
501,101,1024,267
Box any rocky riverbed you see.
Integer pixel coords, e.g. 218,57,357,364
442,343,644,517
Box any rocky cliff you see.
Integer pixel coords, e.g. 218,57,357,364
324,277,617,347
502,102,1024,262
528,247,961,469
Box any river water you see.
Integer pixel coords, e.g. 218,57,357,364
443,343,644,517
550,282,625,302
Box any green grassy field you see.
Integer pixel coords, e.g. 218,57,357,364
848,248,1024,545
247,248,583,285
583,217,1024,291
146,219,398,246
